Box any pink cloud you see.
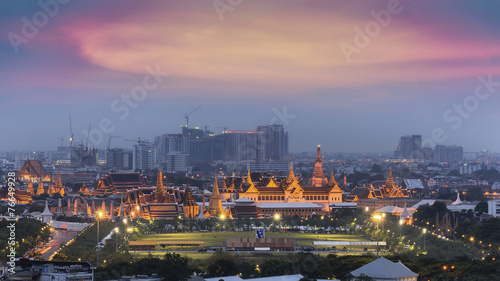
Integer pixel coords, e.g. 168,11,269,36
55,1,500,99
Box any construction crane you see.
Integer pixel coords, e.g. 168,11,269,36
85,124,91,149
215,125,229,133
107,135,121,150
204,125,228,133
123,138,148,146
184,105,201,128
69,114,74,160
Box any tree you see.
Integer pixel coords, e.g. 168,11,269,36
206,251,239,277
52,253,69,261
432,201,448,213
260,259,294,277
356,274,374,281
159,253,192,281
465,187,485,201
437,188,453,200
474,201,488,216
413,204,437,226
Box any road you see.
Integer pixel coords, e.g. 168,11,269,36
39,229,80,260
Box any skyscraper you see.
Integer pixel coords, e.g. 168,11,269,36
394,135,422,160
133,142,156,171
224,130,266,162
166,151,189,173
106,148,133,170
433,145,463,163
257,124,289,161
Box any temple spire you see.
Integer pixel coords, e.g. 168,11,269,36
155,168,166,202
288,162,295,182
183,181,196,206
222,176,228,192
27,179,34,195
36,178,45,195
208,172,223,216
385,166,395,189
212,172,220,196
55,167,63,189
229,175,236,192
328,169,337,186
246,168,253,185
310,145,327,187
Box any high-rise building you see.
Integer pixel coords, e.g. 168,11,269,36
133,142,156,171
433,145,463,163
257,124,288,161
394,135,422,160
106,148,133,170
153,125,288,165
189,133,225,163
154,134,169,163
71,145,98,167
166,151,188,173
224,131,266,162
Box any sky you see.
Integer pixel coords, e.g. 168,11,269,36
1,0,500,153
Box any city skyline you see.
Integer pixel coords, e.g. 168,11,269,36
1,1,500,153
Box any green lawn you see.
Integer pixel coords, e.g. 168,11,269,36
137,232,367,247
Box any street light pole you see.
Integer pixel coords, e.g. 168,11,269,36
115,227,119,252
124,218,128,241
374,214,382,258
399,219,403,239
274,213,281,232
423,228,427,251
96,211,103,267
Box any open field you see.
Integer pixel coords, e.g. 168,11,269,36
137,232,366,247
132,232,373,260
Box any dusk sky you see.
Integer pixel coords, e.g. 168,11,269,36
1,0,500,153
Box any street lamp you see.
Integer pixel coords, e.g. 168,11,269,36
219,214,226,231
114,227,119,252
97,211,103,267
274,213,282,232
399,219,404,238
373,214,382,258
423,228,427,251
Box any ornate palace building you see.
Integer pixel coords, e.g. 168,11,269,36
236,145,343,212
93,173,149,195
344,167,412,202
16,160,66,200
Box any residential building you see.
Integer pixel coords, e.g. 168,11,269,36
133,142,156,171
107,148,133,170
433,145,463,163
394,135,422,160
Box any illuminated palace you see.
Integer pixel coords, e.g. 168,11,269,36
236,145,343,211
123,146,342,219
